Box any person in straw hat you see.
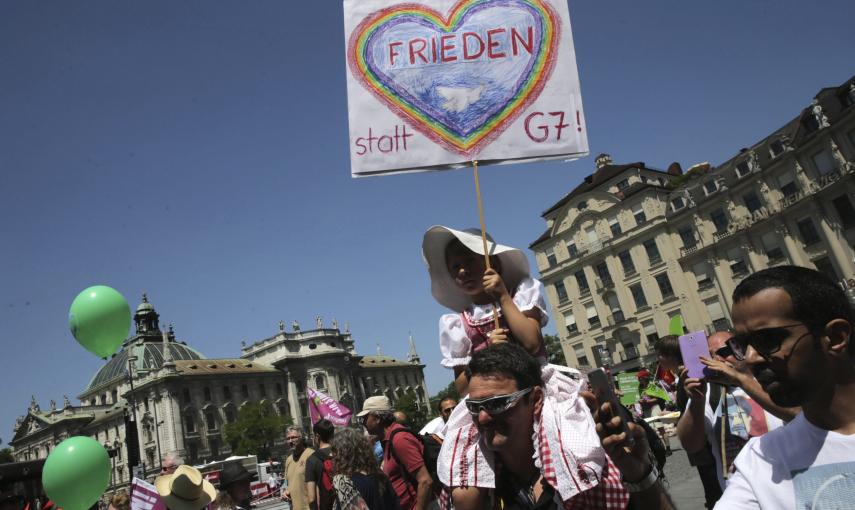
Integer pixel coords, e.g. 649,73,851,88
421,226,619,508
154,465,216,510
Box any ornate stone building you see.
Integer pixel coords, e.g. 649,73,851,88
9,296,429,489
531,75,855,373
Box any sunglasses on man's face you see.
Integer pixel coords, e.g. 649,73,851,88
727,323,809,361
714,344,734,359
465,388,532,418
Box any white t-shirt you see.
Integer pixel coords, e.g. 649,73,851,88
715,413,855,509
696,385,783,488
419,416,446,438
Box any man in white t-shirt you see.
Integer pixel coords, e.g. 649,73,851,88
419,397,457,438
714,266,855,509
677,331,796,489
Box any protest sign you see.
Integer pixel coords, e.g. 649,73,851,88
130,478,166,510
343,0,588,177
307,387,353,426
616,372,640,406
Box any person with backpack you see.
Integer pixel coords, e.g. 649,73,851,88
358,396,433,510
306,419,336,510
330,428,402,510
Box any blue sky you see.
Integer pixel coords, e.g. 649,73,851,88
1,0,853,446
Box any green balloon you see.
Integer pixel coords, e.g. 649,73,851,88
42,436,111,510
69,285,131,359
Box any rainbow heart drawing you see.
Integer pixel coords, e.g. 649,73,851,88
348,0,560,156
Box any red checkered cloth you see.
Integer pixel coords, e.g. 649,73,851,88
561,454,629,510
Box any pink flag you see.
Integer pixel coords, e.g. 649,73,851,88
307,387,352,426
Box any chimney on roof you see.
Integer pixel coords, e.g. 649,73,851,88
667,162,683,176
594,153,613,169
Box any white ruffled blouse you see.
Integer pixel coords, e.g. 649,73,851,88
439,277,549,368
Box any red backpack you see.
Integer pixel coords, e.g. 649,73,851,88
311,449,336,510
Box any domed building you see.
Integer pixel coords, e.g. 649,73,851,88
9,295,429,490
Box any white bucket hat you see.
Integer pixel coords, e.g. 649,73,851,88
422,226,530,312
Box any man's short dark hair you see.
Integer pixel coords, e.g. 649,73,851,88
313,419,335,443
654,335,682,363
467,342,542,389
733,266,854,351
438,396,457,411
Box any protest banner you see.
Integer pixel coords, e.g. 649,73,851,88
616,372,640,407
343,0,588,177
130,478,166,510
307,387,353,426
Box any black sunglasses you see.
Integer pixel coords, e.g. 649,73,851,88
714,344,734,358
727,323,810,361
465,388,532,417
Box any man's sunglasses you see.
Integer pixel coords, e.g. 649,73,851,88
714,344,734,359
727,323,810,361
465,388,532,417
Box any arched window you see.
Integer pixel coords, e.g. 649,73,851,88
314,374,327,391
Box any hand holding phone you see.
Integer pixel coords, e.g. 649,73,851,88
679,331,710,379
588,368,632,443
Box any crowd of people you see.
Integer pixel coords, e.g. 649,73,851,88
4,227,855,510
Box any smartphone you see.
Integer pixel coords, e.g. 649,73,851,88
588,368,632,440
679,331,710,379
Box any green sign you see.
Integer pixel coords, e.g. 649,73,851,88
617,372,640,406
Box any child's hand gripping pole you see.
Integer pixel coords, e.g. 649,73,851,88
472,160,502,332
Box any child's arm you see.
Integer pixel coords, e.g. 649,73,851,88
453,366,469,396
483,269,543,356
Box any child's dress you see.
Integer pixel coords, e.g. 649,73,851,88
437,277,627,507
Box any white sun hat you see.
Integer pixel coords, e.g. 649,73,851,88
422,226,530,312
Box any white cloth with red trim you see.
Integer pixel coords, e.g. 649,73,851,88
437,364,612,503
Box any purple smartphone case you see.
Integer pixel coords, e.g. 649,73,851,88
679,331,710,379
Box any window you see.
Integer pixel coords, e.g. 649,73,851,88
205,410,216,431
761,232,785,262
276,382,284,395
630,283,647,310
710,209,729,233
616,178,629,191
545,247,557,266
554,281,569,302
728,248,748,276
314,374,327,391
703,180,719,195
566,239,579,257
670,196,686,212
100,394,107,405
563,312,578,334
693,262,712,287
797,218,822,245
223,386,231,399
743,191,763,214
812,149,835,176
642,320,658,346
225,407,235,423
185,414,196,434
777,173,798,198
595,262,612,287
618,250,636,275
575,271,589,293
182,388,191,404
203,387,212,402
573,344,589,367
655,273,674,299
633,205,647,225
736,161,751,178
678,226,696,248
644,239,661,264
814,257,839,282
586,303,600,328
769,139,786,157
259,383,267,397
577,201,587,210
832,195,855,229
241,384,249,399
609,218,621,237
112,390,118,404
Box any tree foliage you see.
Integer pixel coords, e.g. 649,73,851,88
545,334,568,366
395,390,429,431
0,448,14,464
224,402,291,459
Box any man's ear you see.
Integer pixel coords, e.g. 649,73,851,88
824,319,851,357
532,385,545,416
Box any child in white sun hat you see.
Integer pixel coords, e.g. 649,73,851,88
422,226,614,508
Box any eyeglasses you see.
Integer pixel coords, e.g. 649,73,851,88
465,388,532,417
727,323,812,361
714,343,734,359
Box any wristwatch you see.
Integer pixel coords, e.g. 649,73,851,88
621,464,659,493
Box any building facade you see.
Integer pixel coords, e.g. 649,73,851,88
9,296,429,489
531,76,855,373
